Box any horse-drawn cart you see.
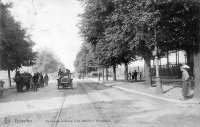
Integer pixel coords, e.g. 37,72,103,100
57,76,73,89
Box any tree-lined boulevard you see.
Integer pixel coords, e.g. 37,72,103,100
1,0,200,127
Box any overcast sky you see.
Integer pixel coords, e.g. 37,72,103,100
2,0,84,71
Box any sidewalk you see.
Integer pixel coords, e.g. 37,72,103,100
87,78,199,104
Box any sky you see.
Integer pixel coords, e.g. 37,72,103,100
2,0,187,72
2,0,84,71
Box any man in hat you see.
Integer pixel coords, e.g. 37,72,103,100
180,64,190,101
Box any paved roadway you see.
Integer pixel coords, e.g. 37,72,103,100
0,79,200,127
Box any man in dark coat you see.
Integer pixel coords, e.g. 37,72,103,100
133,70,138,81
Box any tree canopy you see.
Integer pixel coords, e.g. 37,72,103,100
78,0,200,64
33,48,64,74
74,43,97,74
0,2,37,71
77,0,200,83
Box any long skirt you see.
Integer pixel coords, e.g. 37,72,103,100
182,80,189,99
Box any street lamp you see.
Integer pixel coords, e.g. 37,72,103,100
153,28,164,94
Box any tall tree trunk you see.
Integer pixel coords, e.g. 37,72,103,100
193,51,200,101
85,68,88,78
178,51,179,64
98,67,100,82
176,50,178,75
124,62,128,82
106,67,109,81
0,49,2,70
102,67,105,82
144,56,152,88
113,65,116,81
0,7,2,71
186,49,194,76
8,69,12,87
167,51,170,76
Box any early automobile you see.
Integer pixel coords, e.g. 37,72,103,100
57,76,73,89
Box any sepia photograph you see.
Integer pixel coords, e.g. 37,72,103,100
0,0,200,127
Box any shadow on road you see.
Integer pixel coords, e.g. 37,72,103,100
164,86,181,94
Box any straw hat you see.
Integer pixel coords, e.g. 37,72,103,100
181,64,190,69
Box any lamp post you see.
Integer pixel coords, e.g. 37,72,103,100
153,28,164,94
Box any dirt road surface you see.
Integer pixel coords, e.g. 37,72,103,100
0,79,200,127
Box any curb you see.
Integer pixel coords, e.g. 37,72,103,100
4,87,15,90
105,84,199,104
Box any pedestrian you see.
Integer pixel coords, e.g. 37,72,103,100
140,72,142,80
133,70,138,81
44,74,49,86
32,73,38,91
38,73,44,88
180,65,190,101
30,76,35,91
131,72,134,80
128,71,131,80
14,71,23,92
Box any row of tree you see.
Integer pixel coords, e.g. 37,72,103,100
75,0,200,100
33,48,66,74
0,2,37,86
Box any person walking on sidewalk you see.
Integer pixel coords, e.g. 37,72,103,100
180,65,190,101
133,70,138,81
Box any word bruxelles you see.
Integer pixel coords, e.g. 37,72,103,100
4,118,32,124
46,119,110,123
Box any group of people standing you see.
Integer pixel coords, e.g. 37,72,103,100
30,73,49,92
129,70,142,81
14,71,49,92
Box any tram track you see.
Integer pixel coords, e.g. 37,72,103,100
79,82,115,127
52,84,76,127
53,90,67,127
52,80,115,127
